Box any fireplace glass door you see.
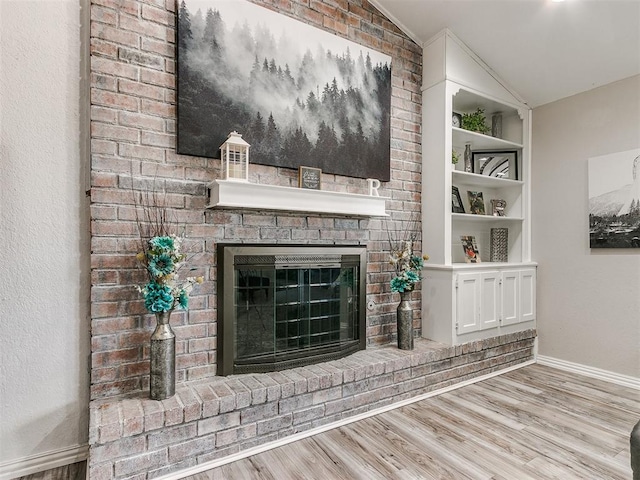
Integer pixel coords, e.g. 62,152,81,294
218,245,366,375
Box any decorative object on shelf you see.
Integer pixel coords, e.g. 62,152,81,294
387,214,429,350
472,150,519,180
220,131,250,182
452,186,465,213
467,190,485,215
134,189,203,400
461,107,490,135
491,199,507,216
452,112,463,128
463,143,472,172
461,235,481,263
367,178,381,196
396,291,413,350
491,112,503,138
452,149,460,165
490,228,509,262
298,166,322,190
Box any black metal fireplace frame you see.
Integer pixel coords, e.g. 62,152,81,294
217,244,367,376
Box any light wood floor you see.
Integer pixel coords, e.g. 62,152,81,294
187,364,639,480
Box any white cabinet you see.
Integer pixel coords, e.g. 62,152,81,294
420,30,536,345
456,271,500,334
455,268,536,336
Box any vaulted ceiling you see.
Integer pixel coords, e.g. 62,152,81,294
370,0,640,107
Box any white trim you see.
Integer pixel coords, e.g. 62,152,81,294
537,355,640,390
156,360,535,480
0,445,88,480
207,180,389,217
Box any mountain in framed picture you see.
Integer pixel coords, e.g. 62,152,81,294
589,149,640,248
177,0,392,181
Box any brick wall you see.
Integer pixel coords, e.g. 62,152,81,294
88,331,537,479
89,0,422,400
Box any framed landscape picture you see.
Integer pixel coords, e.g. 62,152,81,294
177,0,392,180
589,149,640,248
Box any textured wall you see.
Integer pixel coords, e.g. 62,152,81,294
0,0,91,465
532,75,640,378
89,0,423,400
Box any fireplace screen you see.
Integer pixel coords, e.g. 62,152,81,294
217,245,366,375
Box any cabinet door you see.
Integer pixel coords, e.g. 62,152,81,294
501,270,519,326
520,268,536,323
456,272,480,334
480,271,500,330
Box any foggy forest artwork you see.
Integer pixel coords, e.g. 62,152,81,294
589,148,640,248
177,0,392,180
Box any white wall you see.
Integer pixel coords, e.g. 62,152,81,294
532,75,640,378
0,0,90,473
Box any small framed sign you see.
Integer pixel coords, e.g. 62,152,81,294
298,166,322,190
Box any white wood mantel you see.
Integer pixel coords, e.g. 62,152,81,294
207,180,389,217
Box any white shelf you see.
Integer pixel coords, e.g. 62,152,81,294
207,179,389,217
452,127,523,150
425,261,538,271
452,213,524,223
452,171,523,189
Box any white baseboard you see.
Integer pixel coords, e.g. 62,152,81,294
157,359,535,480
537,355,640,390
0,444,88,480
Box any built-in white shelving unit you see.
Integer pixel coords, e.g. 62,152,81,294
421,30,536,345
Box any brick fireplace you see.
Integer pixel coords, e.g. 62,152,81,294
87,0,536,478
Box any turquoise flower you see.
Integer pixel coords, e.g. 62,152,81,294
405,271,420,284
148,253,174,277
178,290,189,309
144,282,174,312
136,235,201,314
391,276,410,293
150,236,175,251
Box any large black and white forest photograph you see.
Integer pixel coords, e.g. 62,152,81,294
589,149,640,248
177,0,392,180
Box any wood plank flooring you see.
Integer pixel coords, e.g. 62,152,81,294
186,364,639,480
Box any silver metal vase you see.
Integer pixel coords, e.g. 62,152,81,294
463,143,472,173
397,290,414,350
150,310,175,400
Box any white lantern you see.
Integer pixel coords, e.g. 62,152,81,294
220,131,250,181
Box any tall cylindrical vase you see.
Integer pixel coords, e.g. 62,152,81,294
397,290,414,350
463,143,472,173
150,311,175,400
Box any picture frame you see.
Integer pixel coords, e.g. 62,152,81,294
452,186,465,213
491,199,507,217
467,190,485,215
461,235,481,263
472,150,519,180
298,166,322,190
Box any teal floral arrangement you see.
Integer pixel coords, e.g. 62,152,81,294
389,240,429,293
387,214,428,293
136,234,203,313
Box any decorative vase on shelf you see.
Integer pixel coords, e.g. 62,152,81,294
397,290,414,350
150,310,176,400
463,143,472,173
